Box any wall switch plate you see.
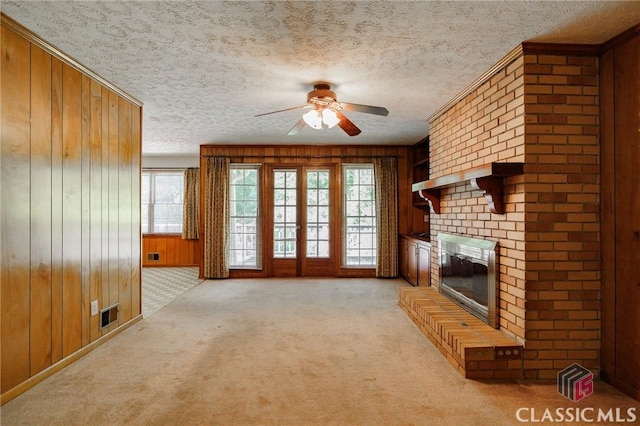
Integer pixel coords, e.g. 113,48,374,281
91,300,99,316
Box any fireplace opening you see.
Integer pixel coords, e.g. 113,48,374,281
437,234,498,328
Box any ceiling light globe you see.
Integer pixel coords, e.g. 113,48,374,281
303,109,323,129
322,108,340,128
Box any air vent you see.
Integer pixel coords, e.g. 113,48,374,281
100,304,119,329
146,252,160,261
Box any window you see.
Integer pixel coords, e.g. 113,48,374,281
229,165,261,268
343,164,377,266
141,170,184,234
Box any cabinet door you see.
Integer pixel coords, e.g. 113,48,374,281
417,244,431,287
399,237,409,281
406,240,418,286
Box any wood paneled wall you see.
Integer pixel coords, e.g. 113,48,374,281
600,25,640,400
199,144,414,278
1,16,142,399
142,235,201,267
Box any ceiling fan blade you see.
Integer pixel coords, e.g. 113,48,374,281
335,111,361,137
255,105,308,117
287,118,307,136
339,102,389,117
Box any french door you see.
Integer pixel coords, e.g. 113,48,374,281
267,165,336,277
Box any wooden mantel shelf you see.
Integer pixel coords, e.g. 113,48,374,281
412,162,524,214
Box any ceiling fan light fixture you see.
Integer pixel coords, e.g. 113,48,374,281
322,108,340,128
256,83,386,137
302,109,322,129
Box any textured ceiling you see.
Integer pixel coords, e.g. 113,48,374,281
2,1,640,155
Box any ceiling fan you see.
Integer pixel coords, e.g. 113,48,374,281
255,83,389,137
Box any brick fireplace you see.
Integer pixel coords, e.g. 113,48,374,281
415,42,601,380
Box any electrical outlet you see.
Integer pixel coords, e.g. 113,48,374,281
423,214,429,223
91,300,99,316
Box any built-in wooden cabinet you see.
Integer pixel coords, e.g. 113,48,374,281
399,235,431,287
410,136,430,233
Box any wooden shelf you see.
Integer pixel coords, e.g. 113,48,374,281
412,200,431,210
413,157,430,168
412,162,524,214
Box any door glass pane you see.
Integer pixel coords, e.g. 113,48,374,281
229,165,261,268
306,170,330,258
274,170,297,258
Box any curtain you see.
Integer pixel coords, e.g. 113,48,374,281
182,168,199,240
203,157,230,278
373,157,399,278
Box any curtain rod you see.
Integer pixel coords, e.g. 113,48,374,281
201,154,401,159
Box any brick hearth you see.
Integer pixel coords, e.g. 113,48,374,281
399,287,523,379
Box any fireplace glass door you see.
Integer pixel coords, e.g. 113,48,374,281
437,234,498,328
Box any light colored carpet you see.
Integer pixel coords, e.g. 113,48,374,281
1,278,637,425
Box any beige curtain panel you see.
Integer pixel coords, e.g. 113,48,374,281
374,157,399,278
203,157,230,278
182,168,199,240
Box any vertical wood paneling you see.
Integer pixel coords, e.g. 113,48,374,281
29,44,53,375
157,238,167,264
107,90,119,331
143,237,156,257
131,106,142,317
89,80,103,341
141,236,201,266
166,238,176,264
600,30,640,399
100,87,110,337
1,25,32,392
118,99,132,324
613,36,640,392
600,48,616,380
1,20,142,399
50,57,64,364
179,239,190,265
80,74,91,347
61,63,83,357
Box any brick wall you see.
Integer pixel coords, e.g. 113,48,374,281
427,45,600,380
429,52,527,344
522,52,600,379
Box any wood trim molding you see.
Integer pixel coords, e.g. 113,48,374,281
1,12,142,107
521,42,601,56
600,371,640,401
427,41,603,125
602,23,640,53
426,44,523,124
0,315,143,406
